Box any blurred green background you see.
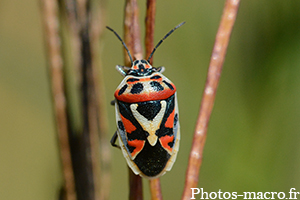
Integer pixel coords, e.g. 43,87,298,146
1,0,300,199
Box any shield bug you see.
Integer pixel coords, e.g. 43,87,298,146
107,22,184,179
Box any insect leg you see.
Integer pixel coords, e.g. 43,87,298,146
110,131,120,149
110,99,115,106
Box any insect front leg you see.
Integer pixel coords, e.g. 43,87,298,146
110,99,115,106
110,131,120,149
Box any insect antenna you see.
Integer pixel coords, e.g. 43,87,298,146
147,21,185,62
106,26,133,65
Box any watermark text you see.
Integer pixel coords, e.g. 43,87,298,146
190,188,300,199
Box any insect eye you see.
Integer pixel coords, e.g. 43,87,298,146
127,78,139,82
150,75,161,80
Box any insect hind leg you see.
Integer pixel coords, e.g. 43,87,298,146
110,131,120,149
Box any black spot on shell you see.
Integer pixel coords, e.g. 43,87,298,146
127,78,139,82
168,137,175,148
163,80,174,90
150,81,164,91
150,75,161,79
118,85,128,96
131,83,143,94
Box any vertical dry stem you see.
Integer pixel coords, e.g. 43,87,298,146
43,0,109,199
124,0,143,65
90,2,111,200
149,179,163,200
124,0,143,199
181,0,240,199
145,0,156,63
40,0,77,199
128,169,143,200
74,1,103,199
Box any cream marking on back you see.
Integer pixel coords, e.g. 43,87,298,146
130,101,166,146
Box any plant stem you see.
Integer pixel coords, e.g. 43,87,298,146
129,169,143,200
145,0,156,63
40,0,77,199
124,0,143,65
150,179,163,200
124,0,143,199
181,0,240,199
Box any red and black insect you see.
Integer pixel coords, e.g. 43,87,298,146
107,22,184,179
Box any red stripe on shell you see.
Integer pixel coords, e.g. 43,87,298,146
127,139,145,158
159,135,174,153
120,115,136,134
115,87,176,103
165,108,175,128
